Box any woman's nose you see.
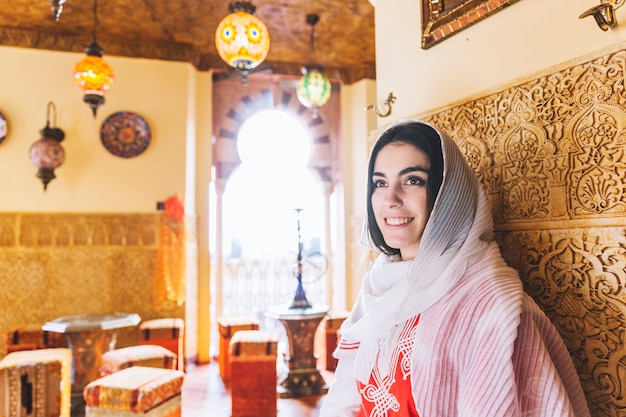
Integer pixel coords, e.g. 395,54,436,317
384,184,402,206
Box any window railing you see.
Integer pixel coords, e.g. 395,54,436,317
220,254,327,321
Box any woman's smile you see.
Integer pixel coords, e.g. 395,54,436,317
385,217,414,226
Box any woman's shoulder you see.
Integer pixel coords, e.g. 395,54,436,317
421,257,524,337
442,262,522,313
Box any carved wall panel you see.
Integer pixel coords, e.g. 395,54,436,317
420,42,626,417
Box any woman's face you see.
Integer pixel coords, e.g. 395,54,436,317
371,142,431,261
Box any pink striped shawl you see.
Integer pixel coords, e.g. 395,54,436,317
408,251,590,417
323,247,590,417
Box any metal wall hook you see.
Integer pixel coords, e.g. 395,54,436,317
579,0,623,30
46,101,57,127
42,101,65,142
366,92,396,118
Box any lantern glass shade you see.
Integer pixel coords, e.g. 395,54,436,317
73,53,114,117
297,69,331,109
215,10,270,73
73,55,114,95
30,138,65,169
30,136,65,191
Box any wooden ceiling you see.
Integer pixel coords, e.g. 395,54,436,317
0,0,376,84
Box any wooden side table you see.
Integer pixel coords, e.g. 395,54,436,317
43,313,141,417
265,304,329,398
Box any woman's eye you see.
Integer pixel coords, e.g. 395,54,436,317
406,176,425,185
373,179,386,188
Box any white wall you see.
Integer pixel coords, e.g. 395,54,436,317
375,0,626,121
0,45,214,362
0,47,191,212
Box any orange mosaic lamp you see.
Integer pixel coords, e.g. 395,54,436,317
215,1,270,83
73,39,114,118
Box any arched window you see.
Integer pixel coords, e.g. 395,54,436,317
219,110,327,319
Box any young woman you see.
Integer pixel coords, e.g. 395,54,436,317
320,120,590,417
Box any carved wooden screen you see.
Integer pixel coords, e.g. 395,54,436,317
420,42,626,417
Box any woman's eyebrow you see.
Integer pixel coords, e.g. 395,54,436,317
372,165,429,179
399,166,429,176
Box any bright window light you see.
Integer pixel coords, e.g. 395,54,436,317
223,110,324,259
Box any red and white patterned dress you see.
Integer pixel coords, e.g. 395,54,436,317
356,314,420,417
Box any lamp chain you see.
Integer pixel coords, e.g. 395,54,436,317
92,0,98,41
308,23,316,66
306,14,320,67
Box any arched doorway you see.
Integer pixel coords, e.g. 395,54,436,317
220,109,327,318
209,74,344,357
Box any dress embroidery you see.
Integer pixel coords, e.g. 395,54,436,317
357,315,420,417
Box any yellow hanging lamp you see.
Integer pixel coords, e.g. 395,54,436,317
215,1,270,84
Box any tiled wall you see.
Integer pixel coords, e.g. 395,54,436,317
419,42,626,417
0,212,185,355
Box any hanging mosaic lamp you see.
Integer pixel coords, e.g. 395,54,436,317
73,0,114,117
296,14,331,115
29,101,66,191
297,68,331,111
215,1,270,83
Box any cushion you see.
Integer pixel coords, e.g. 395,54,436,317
84,366,184,413
99,345,176,376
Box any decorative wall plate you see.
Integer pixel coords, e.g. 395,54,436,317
100,111,151,158
0,111,7,145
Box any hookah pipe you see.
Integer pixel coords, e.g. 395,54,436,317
289,208,312,309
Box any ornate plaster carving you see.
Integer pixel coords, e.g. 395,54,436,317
421,42,626,417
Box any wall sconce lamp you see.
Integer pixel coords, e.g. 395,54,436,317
215,1,271,84
366,92,396,118
50,0,67,21
29,101,66,191
579,0,622,31
73,0,114,117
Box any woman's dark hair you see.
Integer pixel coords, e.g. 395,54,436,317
366,121,444,256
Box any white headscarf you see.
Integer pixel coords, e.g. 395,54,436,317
340,120,498,382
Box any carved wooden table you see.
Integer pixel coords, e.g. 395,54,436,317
265,304,329,398
42,312,141,417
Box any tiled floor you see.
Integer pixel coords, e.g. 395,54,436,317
182,360,333,417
